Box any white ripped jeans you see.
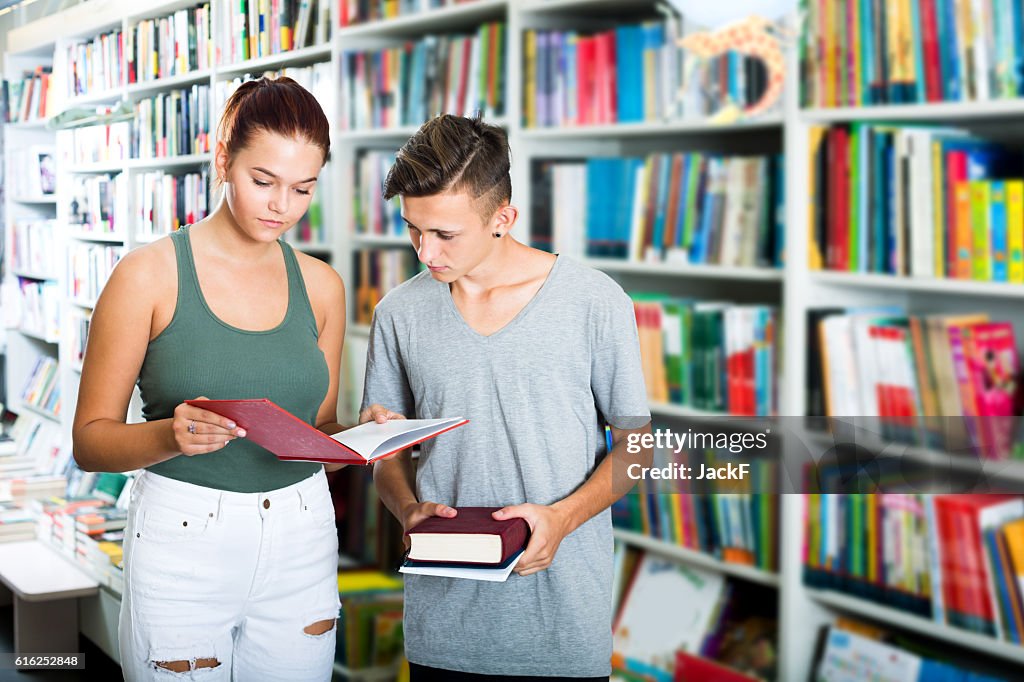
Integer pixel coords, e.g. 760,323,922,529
119,468,340,681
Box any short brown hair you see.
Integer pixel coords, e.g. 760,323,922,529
217,76,330,172
383,114,511,221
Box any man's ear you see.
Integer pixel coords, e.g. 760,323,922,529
491,204,519,233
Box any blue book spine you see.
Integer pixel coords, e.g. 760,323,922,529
910,0,927,103
775,154,785,266
886,140,897,274
567,32,578,125
943,0,961,100
1012,0,1024,96
990,180,1009,282
651,154,671,255
615,26,642,123
860,0,875,104
872,133,887,272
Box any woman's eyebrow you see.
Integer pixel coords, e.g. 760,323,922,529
252,166,317,183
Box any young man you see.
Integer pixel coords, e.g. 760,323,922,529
360,114,652,681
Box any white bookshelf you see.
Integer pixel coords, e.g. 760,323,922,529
3,0,1024,680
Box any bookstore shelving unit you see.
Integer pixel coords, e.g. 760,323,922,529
4,0,1024,680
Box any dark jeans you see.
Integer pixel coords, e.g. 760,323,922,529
409,662,610,682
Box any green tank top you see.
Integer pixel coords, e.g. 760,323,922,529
138,225,327,492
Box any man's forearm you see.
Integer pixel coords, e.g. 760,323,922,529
372,453,419,525
551,425,653,535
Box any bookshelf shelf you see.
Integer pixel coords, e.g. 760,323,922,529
584,258,784,282
70,298,98,309
648,402,728,420
11,269,57,280
351,234,411,247
613,529,780,588
16,401,60,423
215,44,332,79
10,196,57,205
337,0,508,39
809,271,1024,299
68,231,126,244
807,589,1024,666
68,161,128,174
65,87,126,108
7,119,50,130
337,118,511,141
802,430,1024,484
16,327,59,344
125,69,213,98
126,153,212,170
521,0,662,14
801,99,1024,124
520,115,785,140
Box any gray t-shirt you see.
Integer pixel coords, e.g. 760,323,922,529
360,255,650,677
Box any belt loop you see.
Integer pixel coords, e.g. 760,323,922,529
214,490,226,523
296,485,307,514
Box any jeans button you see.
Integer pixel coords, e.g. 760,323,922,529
263,499,270,509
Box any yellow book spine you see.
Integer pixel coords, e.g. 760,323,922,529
525,30,537,129
824,0,835,107
808,126,826,270
932,140,945,277
1008,180,1024,283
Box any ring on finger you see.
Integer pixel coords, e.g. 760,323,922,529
188,420,197,435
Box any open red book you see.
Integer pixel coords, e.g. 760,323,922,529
405,507,530,566
186,399,467,465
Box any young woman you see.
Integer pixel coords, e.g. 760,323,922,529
72,77,347,681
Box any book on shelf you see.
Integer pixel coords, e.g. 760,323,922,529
68,242,122,303
339,0,476,26
217,0,327,62
10,277,60,342
66,29,124,98
354,249,420,325
808,307,1023,458
68,173,127,235
186,398,468,464
812,619,1008,682
354,150,403,237
68,108,132,165
405,506,529,565
70,310,92,369
631,295,779,417
20,356,60,417
336,570,405,671
340,22,506,130
3,65,54,123
5,145,57,198
135,170,210,239
612,551,777,681
126,4,213,83
214,63,333,116
801,0,1024,107
808,123,1024,282
804,492,1024,645
10,220,59,277
523,16,774,129
132,85,211,159
532,153,784,268
612,448,779,572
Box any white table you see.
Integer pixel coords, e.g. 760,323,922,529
0,540,99,654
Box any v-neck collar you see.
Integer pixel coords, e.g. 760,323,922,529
438,255,562,340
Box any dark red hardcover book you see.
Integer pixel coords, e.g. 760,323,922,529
406,507,530,566
186,398,467,465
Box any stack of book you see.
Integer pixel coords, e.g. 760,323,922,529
67,243,121,304
12,278,60,341
808,124,1024,281
217,0,329,63
339,0,473,26
68,108,132,165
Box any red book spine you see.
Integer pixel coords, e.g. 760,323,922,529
920,0,942,102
